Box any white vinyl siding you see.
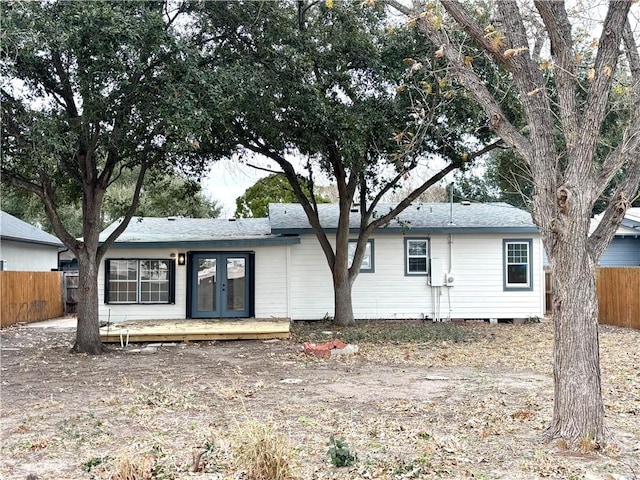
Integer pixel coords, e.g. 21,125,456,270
288,233,543,320
0,240,60,271
98,233,544,323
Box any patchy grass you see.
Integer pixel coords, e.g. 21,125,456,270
292,319,471,345
1,321,638,480
232,421,297,480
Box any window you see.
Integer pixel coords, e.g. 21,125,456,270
105,259,175,304
348,239,374,273
405,238,429,275
503,239,533,290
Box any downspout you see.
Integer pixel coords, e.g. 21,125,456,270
448,234,453,321
448,182,454,321
57,247,70,271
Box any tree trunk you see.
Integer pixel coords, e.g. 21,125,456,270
540,184,606,447
332,266,355,326
545,243,605,447
73,252,104,354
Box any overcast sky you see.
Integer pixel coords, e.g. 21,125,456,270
202,159,270,218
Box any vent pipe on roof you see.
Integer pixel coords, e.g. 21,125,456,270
448,182,455,225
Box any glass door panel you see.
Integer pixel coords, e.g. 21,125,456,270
196,257,217,314
224,257,246,314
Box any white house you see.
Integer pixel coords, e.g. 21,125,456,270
97,202,545,324
0,211,63,271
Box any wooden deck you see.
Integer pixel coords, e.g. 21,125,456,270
99,318,291,343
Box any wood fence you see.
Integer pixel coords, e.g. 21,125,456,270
0,271,64,327
596,267,640,330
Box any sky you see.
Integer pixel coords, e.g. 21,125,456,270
202,159,271,218
201,153,458,218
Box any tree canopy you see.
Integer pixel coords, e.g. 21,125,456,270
3,174,221,237
191,0,495,325
0,0,218,353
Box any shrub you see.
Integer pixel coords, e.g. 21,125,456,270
327,435,356,467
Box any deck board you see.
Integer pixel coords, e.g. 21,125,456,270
100,318,291,343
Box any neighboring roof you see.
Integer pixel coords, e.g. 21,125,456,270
100,216,300,248
0,211,63,247
590,207,640,238
268,202,538,234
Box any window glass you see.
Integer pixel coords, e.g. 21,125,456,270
348,240,373,272
140,260,170,303
505,241,531,288
406,239,429,274
108,260,138,303
107,259,172,304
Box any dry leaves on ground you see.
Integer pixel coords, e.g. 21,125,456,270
0,320,638,480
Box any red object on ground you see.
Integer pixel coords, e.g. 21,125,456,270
303,339,348,358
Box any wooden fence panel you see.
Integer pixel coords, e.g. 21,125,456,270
596,267,640,330
0,271,63,327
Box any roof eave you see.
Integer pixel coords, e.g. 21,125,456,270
270,226,540,235
103,236,301,249
1,235,64,248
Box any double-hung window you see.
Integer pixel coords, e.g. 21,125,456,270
503,239,533,290
405,238,429,275
348,239,374,273
105,259,175,304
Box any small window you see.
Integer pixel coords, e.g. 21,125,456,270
503,239,533,290
405,238,429,275
348,239,374,273
105,259,175,304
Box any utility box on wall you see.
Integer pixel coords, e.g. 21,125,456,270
430,258,444,286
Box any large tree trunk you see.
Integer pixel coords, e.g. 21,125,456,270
332,266,355,326
71,189,108,355
545,231,605,447
537,181,606,447
73,250,104,354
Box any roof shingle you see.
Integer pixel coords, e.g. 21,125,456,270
0,211,63,247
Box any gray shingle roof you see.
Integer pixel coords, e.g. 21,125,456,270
100,202,538,246
268,202,537,233
100,216,274,244
0,211,63,247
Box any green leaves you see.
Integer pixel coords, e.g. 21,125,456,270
327,435,357,468
234,174,331,218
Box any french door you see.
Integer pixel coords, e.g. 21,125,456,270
189,252,252,318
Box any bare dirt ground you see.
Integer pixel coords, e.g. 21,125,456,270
1,319,639,480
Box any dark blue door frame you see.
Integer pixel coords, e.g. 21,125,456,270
187,252,254,319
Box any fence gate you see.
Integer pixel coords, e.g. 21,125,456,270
63,272,79,314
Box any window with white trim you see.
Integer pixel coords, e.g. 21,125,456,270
348,239,374,273
405,238,429,275
105,259,175,304
503,239,533,290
